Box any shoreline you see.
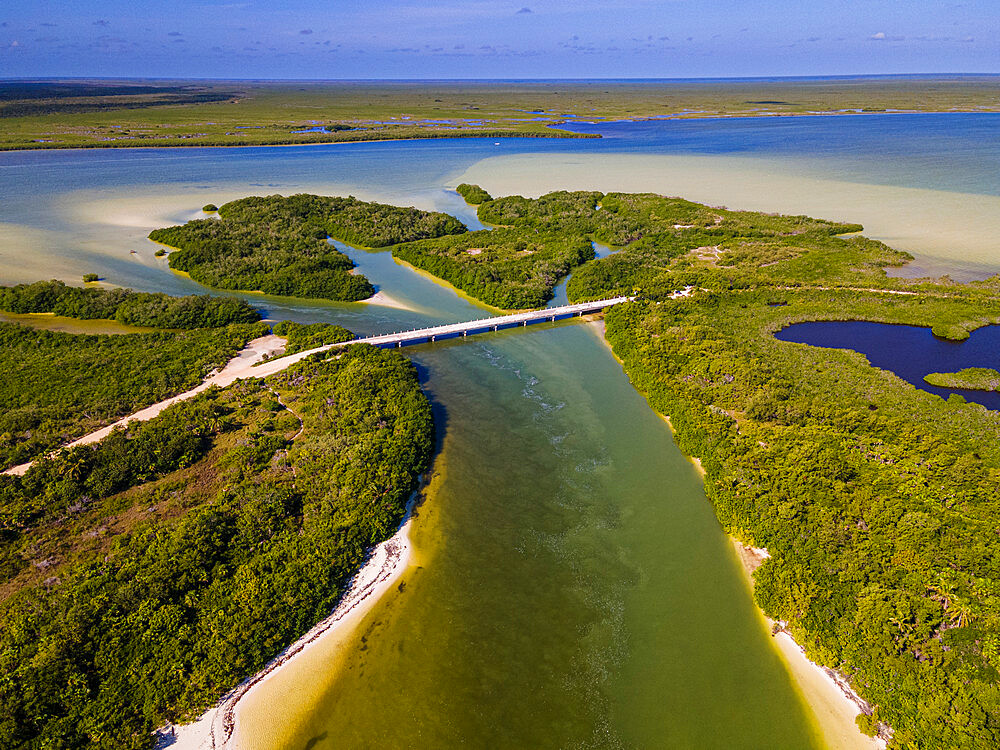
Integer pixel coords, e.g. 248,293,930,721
363,289,414,311
730,540,887,750
0,129,587,155
390,256,512,314
586,316,883,750
2,108,996,155
160,486,424,750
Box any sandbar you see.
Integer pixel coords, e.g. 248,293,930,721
459,152,1000,275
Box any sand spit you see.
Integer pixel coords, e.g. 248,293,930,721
364,289,414,311
157,491,420,750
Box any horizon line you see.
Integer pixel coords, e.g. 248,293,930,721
3,72,1000,84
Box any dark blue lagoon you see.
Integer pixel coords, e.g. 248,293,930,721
776,321,1000,409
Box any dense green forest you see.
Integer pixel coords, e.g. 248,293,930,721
456,183,492,205
391,187,871,310
467,188,1000,748
0,280,261,328
0,321,267,470
272,320,355,355
0,344,434,749
149,193,465,301
393,227,594,309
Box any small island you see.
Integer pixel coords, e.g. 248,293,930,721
925,367,1000,391
456,183,492,205
149,194,465,302
7,185,1000,750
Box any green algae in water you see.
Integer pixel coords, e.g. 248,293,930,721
240,323,822,749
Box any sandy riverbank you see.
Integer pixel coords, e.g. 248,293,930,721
160,490,421,750
586,318,882,749
364,289,414,311
731,541,885,750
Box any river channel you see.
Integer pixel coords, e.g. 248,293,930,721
4,114,1000,748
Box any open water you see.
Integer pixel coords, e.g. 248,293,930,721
777,321,1000,411
3,114,1000,748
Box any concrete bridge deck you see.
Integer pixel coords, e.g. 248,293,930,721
2,297,633,476
351,296,633,349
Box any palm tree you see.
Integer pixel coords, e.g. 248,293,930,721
926,572,956,610
948,599,975,629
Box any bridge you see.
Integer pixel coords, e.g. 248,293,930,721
349,296,633,350
2,296,633,477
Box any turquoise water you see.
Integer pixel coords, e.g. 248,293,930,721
560,113,1000,197
3,115,999,748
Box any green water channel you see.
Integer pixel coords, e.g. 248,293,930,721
0,141,846,748
240,298,822,748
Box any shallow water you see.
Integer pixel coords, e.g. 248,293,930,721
239,323,819,750
460,151,1000,278
777,321,1000,410
5,115,999,748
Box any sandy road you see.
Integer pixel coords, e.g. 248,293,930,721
4,334,290,477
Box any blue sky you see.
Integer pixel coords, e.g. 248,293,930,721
1,0,997,79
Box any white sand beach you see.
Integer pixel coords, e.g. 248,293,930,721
732,541,885,750
159,493,419,750
364,289,414,310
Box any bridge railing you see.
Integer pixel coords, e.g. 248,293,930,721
344,296,632,346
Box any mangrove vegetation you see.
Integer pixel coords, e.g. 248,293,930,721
149,194,465,302
0,320,268,470
925,368,1000,392
0,344,433,749
0,280,261,329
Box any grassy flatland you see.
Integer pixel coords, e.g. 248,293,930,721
3,76,1000,150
